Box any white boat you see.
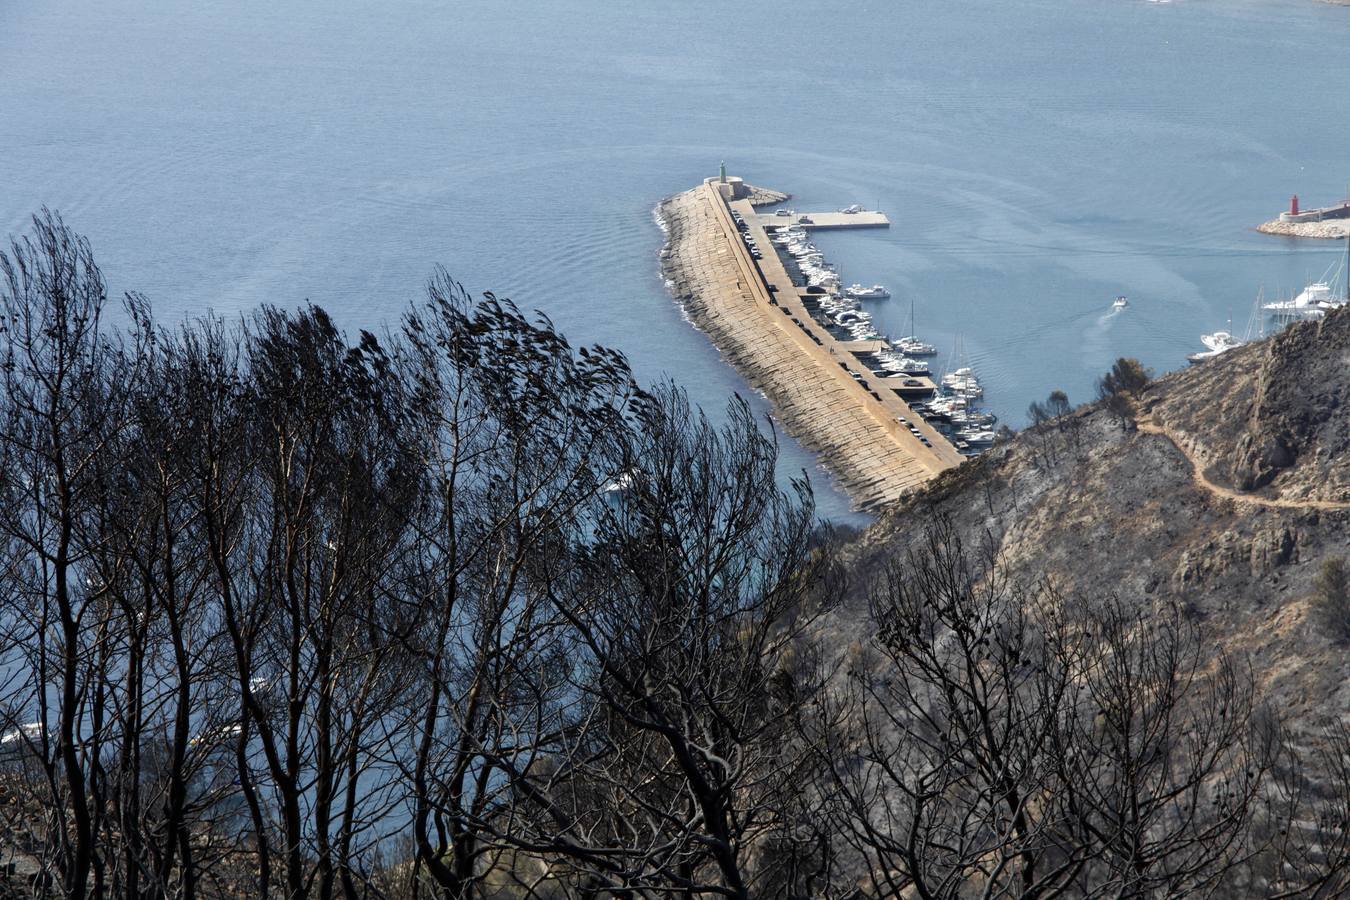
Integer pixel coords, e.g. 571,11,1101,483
942,371,981,386
893,357,930,375
1201,330,1244,353
1263,270,1346,319
893,336,937,356
957,430,996,446
1112,295,1128,310
845,283,890,300
839,204,865,214
951,410,997,428
893,298,937,356
1187,330,1246,365
878,355,929,376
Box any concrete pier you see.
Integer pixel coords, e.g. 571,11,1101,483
659,178,961,511
756,210,890,230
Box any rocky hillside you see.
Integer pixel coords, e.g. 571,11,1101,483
841,305,1350,724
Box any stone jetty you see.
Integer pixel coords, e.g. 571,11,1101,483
659,176,962,511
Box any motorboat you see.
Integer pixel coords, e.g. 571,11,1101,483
1112,295,1128,310
891,357,930,375
846,283,890,300
1201,330,1244,353
1187,330,1246,364
876,354,929,376
941,368,976,388
957,430,996,446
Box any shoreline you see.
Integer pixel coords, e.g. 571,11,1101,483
658,181,961,511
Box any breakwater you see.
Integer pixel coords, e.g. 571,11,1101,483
659,178,963,511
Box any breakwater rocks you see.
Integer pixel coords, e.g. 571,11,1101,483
743,184,790,207
659,185,948,510
1257,219,1350,239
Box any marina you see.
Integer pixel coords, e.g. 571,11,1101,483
659,171,997,510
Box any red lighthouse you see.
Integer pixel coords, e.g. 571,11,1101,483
1291,194,1300,216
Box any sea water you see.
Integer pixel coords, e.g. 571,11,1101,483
4,0,1349,522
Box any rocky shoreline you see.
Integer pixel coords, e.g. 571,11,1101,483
1257,219,1350,239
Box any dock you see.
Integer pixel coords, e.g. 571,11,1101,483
756,210,890,230
658,174,961,511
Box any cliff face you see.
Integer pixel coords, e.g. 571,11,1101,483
843,305,1350,725
1149,311,1350,498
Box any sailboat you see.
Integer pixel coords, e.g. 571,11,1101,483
892,295,937,356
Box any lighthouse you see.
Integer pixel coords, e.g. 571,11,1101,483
1291,194,1300,217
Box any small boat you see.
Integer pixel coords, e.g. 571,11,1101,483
1201,330,1244,353
1112,295,1128,310
845,284,890,300
1187,330,1245,364
839,204,865,214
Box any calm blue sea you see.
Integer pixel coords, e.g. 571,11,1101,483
4,0,1349,522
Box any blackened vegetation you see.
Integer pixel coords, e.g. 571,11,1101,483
1096,358,1151,433
0,212,1344,898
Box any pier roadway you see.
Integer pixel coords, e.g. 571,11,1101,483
673,181,960,509
756,210,890,230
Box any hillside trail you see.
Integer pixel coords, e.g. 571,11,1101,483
1135,416,1350,511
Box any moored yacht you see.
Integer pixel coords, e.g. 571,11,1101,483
1264,280,1338,319
893,336,937,356
877,355,930,376
845,283,890,300
957,429,996,446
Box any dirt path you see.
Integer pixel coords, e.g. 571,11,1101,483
1136,417,1350,511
